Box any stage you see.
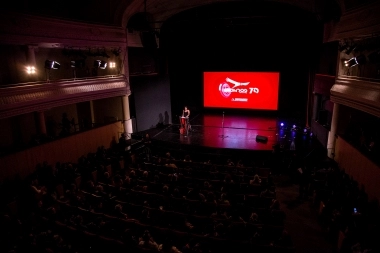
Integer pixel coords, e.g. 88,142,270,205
133,113,288,151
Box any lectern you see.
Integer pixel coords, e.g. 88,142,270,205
179,116,189,135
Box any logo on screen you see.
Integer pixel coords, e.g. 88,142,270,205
218,77,259,98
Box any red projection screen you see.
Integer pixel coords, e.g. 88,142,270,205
203,72,280,110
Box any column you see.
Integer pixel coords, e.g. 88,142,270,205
122,95,133,139
327,103,340,159
90,100,95,127
37,111,47,135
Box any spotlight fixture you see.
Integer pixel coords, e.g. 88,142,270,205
26,66,36,74
109,62,116,68
45,60,60,70
344,54,366,67
94,60,107,69
71,59,85,68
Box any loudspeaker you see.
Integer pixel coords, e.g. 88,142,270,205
256,135,268,143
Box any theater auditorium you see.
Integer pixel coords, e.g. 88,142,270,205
1,1,380,253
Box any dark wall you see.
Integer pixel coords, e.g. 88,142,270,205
160,1,323,120
129,75,171,131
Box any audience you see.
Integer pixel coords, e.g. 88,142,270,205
1,140,298,253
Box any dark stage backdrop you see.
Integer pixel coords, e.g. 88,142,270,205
160,1,322,120
129,75,172,132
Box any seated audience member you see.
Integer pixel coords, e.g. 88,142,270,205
102,172,113,185
84,180,96,193
249,212,260,223
113,174,123,187
260,187,275,198
250,174,262,185
226,159,235,166
94,184,107,199
172,187,182,198
142,170,149,180
162,185,170,196
228,209,245,223
214,222,226,238
69,214,87,230
187,187,203,201
211,209,229,220
270,199,280,210
113,204,128,219
160,241,183,253
129,170,136,179
123,176,135,189
203,181,212,190
91,201,104,214
30,176,47,199
66,183,81,205
218,193,230,206
166,159,178,169
236,159,244,167
138,230,160,251
184,154,192,162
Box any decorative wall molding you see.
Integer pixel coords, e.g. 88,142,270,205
324,1,380,42
330,76,380,117
0,11,127,48
0,76,131,119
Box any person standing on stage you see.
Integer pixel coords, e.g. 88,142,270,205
182,106,191,132
182,106,190,118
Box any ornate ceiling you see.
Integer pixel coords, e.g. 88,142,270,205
4,0,342,28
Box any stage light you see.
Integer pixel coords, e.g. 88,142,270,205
26,66,36,74
280,123,284,127
109,62,116,68
292,124,296,129
344,55,366,67
45,60,60,70
94,60,107,69
71,59,85,68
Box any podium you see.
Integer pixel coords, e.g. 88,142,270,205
179,116,189,135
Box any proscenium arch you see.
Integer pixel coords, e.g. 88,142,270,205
119,0,341,30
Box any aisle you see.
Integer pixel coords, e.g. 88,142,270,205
274,175,337,253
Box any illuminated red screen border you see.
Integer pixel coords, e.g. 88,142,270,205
203,72,280,110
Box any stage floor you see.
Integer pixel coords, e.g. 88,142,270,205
137,114,281,151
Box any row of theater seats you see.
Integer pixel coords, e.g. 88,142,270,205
3,144,294,253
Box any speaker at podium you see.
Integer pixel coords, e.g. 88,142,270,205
256,135,268,143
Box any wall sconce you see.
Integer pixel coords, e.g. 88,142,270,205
94,60,107,69
109,62,116,68
26,66,36,74
344,54,366,67
45,60,60,70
